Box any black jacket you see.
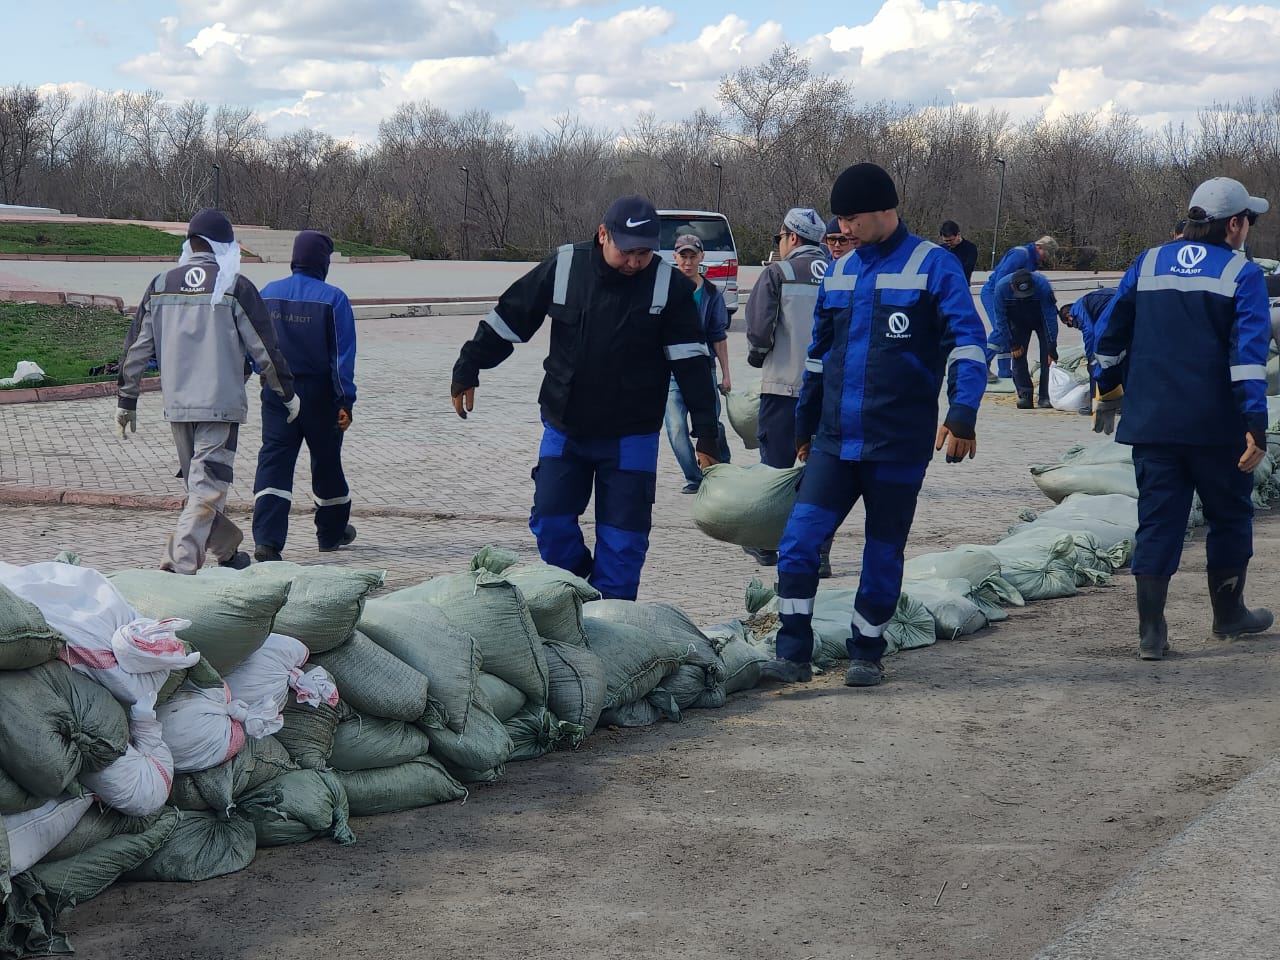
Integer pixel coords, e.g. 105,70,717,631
452,239,718,438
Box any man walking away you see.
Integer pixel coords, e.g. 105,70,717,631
116,208,298,574
253,230,358,561
1092,176,1272,660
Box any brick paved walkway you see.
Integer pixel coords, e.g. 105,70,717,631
1,312,1098,624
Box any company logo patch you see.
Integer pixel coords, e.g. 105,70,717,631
1176,245,1206,270
886,311,911,339
810,260,829,280
625,217,652,228
183,267,207,289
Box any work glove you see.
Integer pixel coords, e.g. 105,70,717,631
1092,385,1123,435
451,382,476,419
1011,345,1025,359
115,406,136,439
694,435,720,470
337,409,352,432
936,419,976,464
746,349,767,369
283,394,301,424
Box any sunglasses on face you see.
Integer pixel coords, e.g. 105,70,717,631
826,235,852,246
773,233,784,244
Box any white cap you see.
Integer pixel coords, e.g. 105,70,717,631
1188,177,1269,222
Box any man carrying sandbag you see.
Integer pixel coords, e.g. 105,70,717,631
1092,176,1273,660
449,195,720,601
759,163,987,687
116,208,298,574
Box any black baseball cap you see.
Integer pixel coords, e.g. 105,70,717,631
603,195,660,251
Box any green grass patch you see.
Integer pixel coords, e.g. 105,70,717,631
332,238,407,257
0,302,143,387
0,222,184,257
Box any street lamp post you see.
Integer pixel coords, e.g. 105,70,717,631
991,156,1007,270
711,161,723,212
459,165,470,260
212,163,221,208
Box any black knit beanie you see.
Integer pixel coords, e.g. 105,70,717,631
829,163,899,217
291,230,335,280
187,208,235,243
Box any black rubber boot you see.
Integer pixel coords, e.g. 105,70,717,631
1135,575,1171,660
1208,567,1273,637
817,547,833,579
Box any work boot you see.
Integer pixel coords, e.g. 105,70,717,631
844,659,884,687
758,658,813,684
1135,575,1171,660
1208,567,1273,637
1015,395,1033,410
986,369,999,385
253,545,283,563
817,547,833,579
1037,397,1053,409
318,524,357,553
218,551,252,570
742,546,779,566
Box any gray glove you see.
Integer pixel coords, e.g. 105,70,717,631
283,394,301,424
1092,387,1122,435
115,407,136,438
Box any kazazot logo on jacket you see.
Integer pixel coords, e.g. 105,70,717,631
1173,245,1207,275
182,267,207,290
887,311,911,339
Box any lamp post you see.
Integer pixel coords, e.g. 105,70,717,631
212,163,221,208
459,165,470,260
991,156,1006,270
711,161,723,212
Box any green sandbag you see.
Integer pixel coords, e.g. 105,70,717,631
330,713,434,771
579,617,683,709
358,596,480,733
125,810,256,882
543,640,607,738
168,734,297,817
1010,492,1139,552
0,765,45,816
584,600,725,684
0,660,129,798
1030,461,1138,503
310,630,439,726
30,808,180,915
274,672,344,769
1058,438,1134,465
40,806,155,863
654,662,725,710
504,704,563,762
904,549,1025,605
900,580,989,640
693,462,803,549
717,635,768,694
237,769,355,846
391,570,549,706
599,697,665,728
883,591,938,656
338,755,467,816
1000,526,1129,581
424,698,513,772
501,563,600,646
0,584,64,671
202,562,385,653
723,384,760,450
476,672,526,722
957,541,1081,601
109,568,290,674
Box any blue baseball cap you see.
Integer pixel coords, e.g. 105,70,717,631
603,195,660,251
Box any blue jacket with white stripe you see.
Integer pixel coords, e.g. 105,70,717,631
1092,239,1270,446
260,271,357,410
452,238,716,438
980,242,1042,299
796,222,988,463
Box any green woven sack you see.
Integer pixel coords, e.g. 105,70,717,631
310,630,439,726
330,713,434,771
0,584,64,671
274,672,343,769
124,810,256,882
338,755,466,816
238,769,355,846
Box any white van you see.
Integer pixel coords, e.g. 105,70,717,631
656,210,740,318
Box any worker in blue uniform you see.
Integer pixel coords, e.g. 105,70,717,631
449,195,720,601
252,230,358,560
758,163,987,688
981,235,1058,378
988,268,1058,409
1092,176,1273,660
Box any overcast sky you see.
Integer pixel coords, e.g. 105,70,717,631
8,0,1279,143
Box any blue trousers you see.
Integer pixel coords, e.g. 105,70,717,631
529,424,658,601
774,449,927,664
757,393,799,468
1132,444,1254,577
252,378,351,552
979,288,1013,378
663,371,730,487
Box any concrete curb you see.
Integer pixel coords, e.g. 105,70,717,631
0,290,125,309
0,377,160,405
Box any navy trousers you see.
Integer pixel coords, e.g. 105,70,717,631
774,448,927,664
757,393,799,468
1131,443,1254,577
252,377,351,552
1009,316,1051,402
529,423,658,601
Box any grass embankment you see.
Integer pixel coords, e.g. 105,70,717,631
331,238,406,257
0,222,184,257
0,302,137,387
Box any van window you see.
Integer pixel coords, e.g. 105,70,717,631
659,217,735,253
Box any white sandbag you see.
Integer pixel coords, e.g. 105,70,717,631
79,714,174,818
223,633,337,716
724,384,760,449
1030,461,1138,503
158,681,281,774
4,795,93,876
0,562,199,707
693,462,804,549
1047,363,1089,411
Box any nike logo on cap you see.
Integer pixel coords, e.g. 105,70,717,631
625,217,651,228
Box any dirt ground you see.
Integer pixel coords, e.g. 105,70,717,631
60,517,1280,960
